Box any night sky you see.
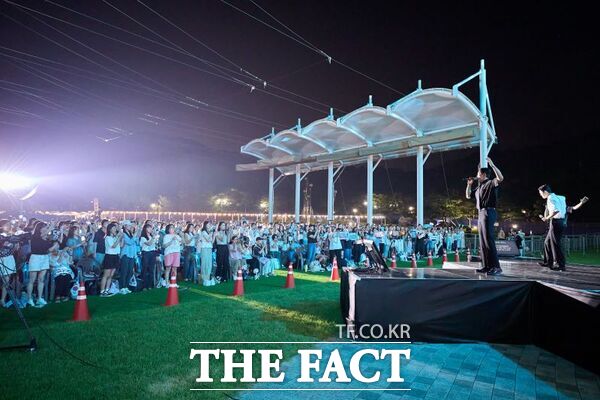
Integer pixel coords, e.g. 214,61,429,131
0,1,597,221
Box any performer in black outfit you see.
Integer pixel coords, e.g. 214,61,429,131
466,157,504,275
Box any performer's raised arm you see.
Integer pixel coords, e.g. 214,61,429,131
465,178,474,199
487,157,503,185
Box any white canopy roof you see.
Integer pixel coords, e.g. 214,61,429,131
239,87,495,175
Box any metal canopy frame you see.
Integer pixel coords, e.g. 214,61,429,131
239,61,496,225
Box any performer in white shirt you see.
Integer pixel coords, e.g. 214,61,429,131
538,184,567,271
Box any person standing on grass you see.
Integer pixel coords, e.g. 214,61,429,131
100,222,123,297
228,235,244,278
118,221,136,294
215,222,231,283
139,223,157,290
93,219,109,272
328,227,343,268
182,223,197,282
197,221,215,286
1,219,19,308
306,225,318,266
28,222,59,307
162,224,182,284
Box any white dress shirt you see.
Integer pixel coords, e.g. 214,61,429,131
547,193,567,219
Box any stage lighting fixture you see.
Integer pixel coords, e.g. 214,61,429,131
0,173,34,191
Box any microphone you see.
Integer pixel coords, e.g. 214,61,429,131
462,177,477,181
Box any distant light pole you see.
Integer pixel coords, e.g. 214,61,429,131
150,202,161,221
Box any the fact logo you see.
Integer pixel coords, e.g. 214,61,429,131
190,346,411,385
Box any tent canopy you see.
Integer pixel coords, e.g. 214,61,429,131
238,88,495,175
238,61,496,226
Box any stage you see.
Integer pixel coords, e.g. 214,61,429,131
340,260,600,374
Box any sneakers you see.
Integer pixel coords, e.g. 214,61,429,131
36,298,47,308
100,290,116,297
486,268,503,276
119,288,131,295
2,300,13,308
27,298,35,308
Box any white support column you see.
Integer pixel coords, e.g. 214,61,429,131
367,155,374,225
268,168,274,224
294,164,301,223
327,162,334,221
416,146,424,226
479,59,488,168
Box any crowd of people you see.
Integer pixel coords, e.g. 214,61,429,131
1,215,487,308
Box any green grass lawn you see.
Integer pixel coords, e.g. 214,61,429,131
1,251,596,399
0,271,341,399
564,251,600,266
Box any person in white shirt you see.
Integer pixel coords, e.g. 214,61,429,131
538,184,567,271
162,224,182,283
100,222,123,297
197,221,215,286
328,227,343,267
215,222,231,282
139,223,158,289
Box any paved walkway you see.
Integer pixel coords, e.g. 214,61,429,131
239,342,599,400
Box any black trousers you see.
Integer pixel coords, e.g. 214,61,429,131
544,219,566,267
352,244,364,263
329,249,343,266
141,251,156,289
216,244,230,281
478,208,500,269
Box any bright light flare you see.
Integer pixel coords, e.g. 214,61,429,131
0,173,34,191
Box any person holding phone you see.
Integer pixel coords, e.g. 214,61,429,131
215,222,231,282
28,222,60,307
162,224,182,284
139,223,157,290
100,222,122,297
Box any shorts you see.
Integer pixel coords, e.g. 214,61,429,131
164,252,180,267
29,254,50,272
103,254,120,270
1,255,16,276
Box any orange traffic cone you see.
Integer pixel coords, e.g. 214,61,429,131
390,254,397,269
72,280,91,321
330,256,340,281
442,249,448,264
164,271,179,306
410,253,417,268
232,268,244,296
427,251,433,267
455,250,460,262
467,248,472,262
284,263,295,289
